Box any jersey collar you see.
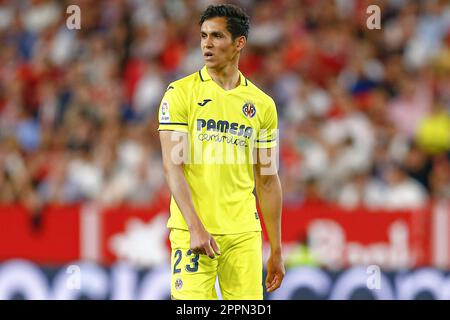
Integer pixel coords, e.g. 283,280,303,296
199,66,248,87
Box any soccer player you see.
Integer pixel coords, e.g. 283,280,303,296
158,4,284,300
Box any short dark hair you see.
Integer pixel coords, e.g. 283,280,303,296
199,4,250,40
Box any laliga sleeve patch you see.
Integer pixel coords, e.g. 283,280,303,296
160,100,170,123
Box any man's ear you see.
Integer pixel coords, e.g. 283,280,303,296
236,36,246,52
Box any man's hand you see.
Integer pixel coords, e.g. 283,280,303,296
190,225,221,259
265,252,285,293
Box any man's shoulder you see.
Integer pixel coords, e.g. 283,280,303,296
244,78,276,107
166,70,202,93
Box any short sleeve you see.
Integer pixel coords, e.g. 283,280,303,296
157,84,189,132
255,98,278,149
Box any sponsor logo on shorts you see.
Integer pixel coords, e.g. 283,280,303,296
175,278,183,290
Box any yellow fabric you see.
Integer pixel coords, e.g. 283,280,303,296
170,228,263,300
158,66,278,234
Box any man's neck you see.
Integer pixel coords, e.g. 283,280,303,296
207,64,241,91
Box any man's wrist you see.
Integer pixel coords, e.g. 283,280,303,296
187,217,204,232
270,246,282,255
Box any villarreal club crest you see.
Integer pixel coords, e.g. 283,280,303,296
242,101,256,118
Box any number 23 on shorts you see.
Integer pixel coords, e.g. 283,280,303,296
173,249,200,274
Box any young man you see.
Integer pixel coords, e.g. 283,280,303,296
158,4,284,300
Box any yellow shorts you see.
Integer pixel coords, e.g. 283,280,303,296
169,228,263,300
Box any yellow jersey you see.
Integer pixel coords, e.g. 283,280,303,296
158,66,278,234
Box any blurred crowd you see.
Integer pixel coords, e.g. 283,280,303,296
0,0,450,215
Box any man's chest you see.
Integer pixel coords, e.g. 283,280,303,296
186,88,262,132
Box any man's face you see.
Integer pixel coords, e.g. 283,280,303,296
200,17,243,69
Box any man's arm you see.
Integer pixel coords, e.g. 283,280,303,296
254,147,285,292
159,131,220,258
